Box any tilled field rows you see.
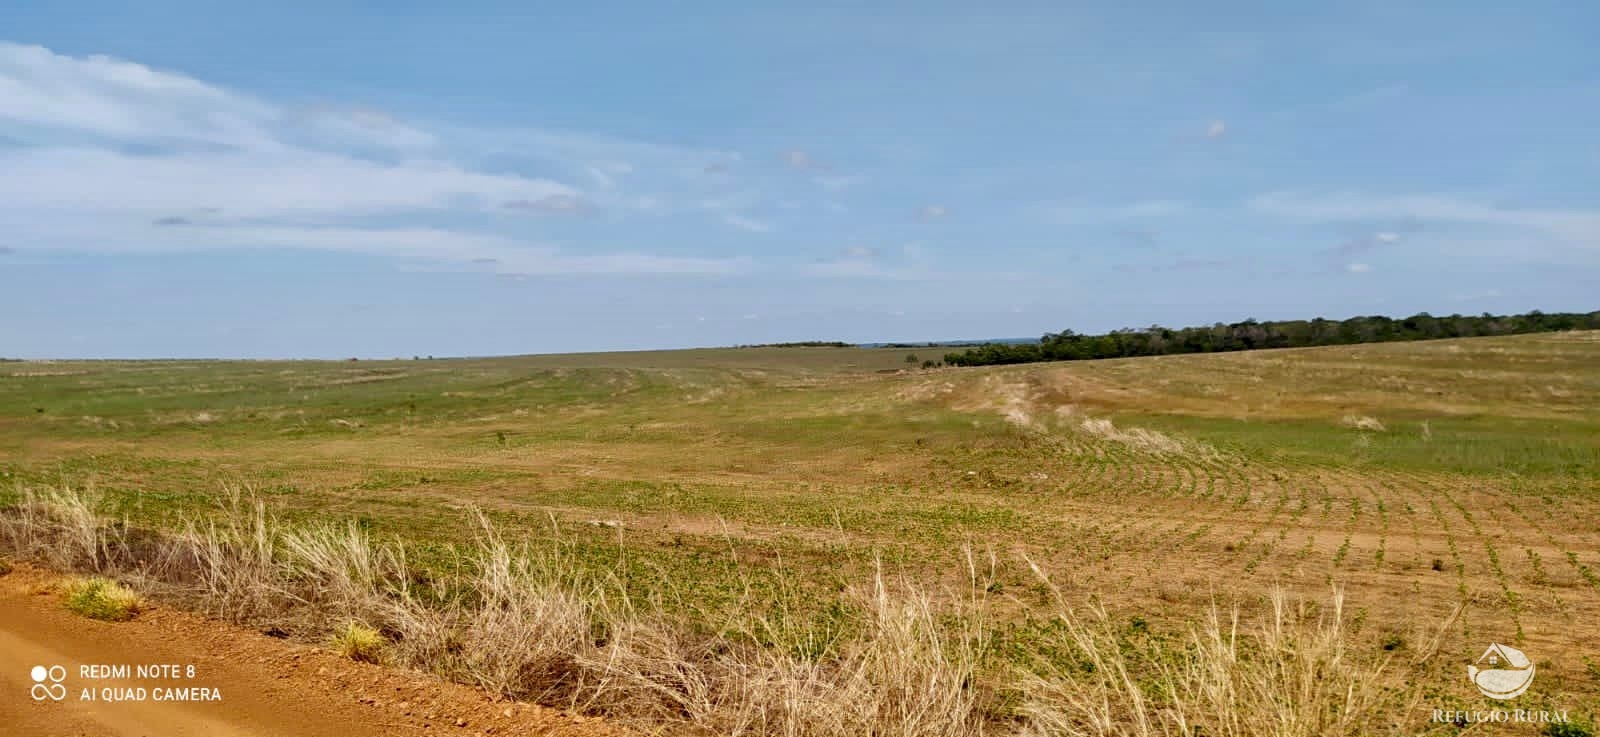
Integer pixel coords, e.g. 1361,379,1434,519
1003,439,1600,647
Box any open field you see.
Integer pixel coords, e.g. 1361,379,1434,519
4,333,1600,734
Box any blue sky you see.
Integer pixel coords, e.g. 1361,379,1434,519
1,1,1596,358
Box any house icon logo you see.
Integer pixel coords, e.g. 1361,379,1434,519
1469,643,1535,699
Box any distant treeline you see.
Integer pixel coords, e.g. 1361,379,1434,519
737,341,854,348
865,339,1035,349
942,310,1600,367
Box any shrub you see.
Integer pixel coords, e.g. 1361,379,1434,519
62,576,143,622
1545,721,1596,737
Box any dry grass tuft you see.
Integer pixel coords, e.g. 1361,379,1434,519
331,621,386,664
570,560,990,737
62,576,144,622
416,518,593,701
2,486,112,572
1340,415,1387,432
1078,418,1193,456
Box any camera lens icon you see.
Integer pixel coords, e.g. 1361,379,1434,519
30,664,67,701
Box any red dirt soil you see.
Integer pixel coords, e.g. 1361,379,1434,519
0,564,625,737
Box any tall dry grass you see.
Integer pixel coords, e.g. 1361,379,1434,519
1014,561,1452,737
1,486,113,571
0,485,1434,736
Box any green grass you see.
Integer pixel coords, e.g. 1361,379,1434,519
1128,412,1600,477
5,334,1600,722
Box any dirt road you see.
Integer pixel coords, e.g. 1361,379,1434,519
0,565,622,737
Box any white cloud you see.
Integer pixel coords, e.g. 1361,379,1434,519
0,42,748,276
3,216,747,275
0,147,574,218
441,129,741,218
720,214,772,233
1374,231,1400,242
0,43,572,220
785,150,814,169
1205,120,1227,138
919,205,950,219
1345,262,1372,273
287,105,437,151
0,42,277,147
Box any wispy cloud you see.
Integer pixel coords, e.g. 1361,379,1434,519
0,147,574,219
1205,120,1227,139
0,42,744,275
918,205,950,220
698,192,761,212
285,104,438,151
720,214,772,233
1250,192,1600,242
503,194,589,215
802,257,910,279
138,223,747,275
802,242,938,280
814,174,860,191
1325,229,1409,259
1269,83,1410,123
584,162,633,189
0,42,277,147
1115,257,1232,274
1044,199,1195,224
